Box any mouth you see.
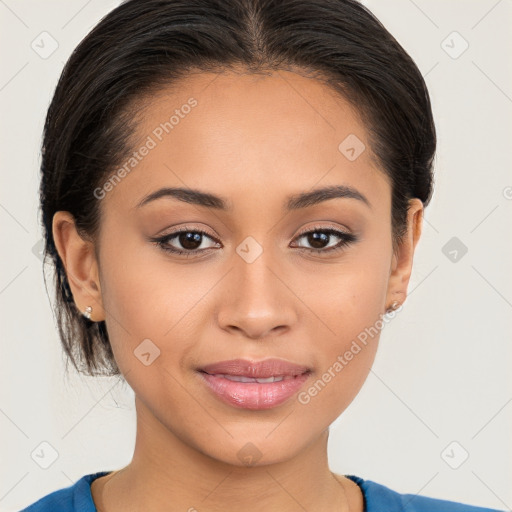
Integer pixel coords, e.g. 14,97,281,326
196,358,312,410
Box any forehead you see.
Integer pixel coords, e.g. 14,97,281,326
105,69,389,212
135,69,371,156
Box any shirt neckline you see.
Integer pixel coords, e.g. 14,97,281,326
83,471,368,511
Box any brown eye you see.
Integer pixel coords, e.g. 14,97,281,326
292,227,357,255
151,227,220,257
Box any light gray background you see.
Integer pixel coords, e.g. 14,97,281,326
1,0,511,510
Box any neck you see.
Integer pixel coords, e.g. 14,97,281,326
95,395,352,512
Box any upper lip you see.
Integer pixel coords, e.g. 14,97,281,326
199,358,311,378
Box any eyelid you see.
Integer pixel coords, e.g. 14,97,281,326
295,223,352,237
157,222,352,243
159,224,219,240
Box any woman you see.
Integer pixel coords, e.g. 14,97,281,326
21,0,505,510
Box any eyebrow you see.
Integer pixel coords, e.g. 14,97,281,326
286,184,371,210
136,187,228,210
135,184,371,211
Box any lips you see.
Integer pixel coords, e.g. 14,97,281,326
199,358,311,379
197,358,312,410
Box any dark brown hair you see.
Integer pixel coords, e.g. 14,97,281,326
39,0,436,377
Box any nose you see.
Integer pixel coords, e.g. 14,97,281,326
215,248,297,340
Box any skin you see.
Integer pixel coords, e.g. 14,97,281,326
53,68,423,512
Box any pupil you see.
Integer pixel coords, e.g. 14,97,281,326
309,232,328,249
180,232,202,250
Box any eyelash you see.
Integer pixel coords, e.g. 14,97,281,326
150,224,357,258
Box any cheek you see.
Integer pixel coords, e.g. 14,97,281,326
97,232,160,359
98,237,214,370
303,228,391,340
298,237,391,413
297,285,384,426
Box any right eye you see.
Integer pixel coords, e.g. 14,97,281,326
150,227,221,257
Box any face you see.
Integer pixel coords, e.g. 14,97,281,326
56,69,422,467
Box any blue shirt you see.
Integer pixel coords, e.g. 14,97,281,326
20,471,506,511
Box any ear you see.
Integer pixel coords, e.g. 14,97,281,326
385,198,424,311
52,211,105,322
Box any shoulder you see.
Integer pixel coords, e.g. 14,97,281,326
344,474,506,512
20,472,111,511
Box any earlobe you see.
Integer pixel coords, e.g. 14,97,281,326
52,211,105,322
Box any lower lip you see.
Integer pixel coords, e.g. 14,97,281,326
198,371,311,410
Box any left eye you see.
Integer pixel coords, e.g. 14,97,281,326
151,226,357,257
292,227,357,254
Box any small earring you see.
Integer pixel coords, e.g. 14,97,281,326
386,300,401,314
83,306,93,320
